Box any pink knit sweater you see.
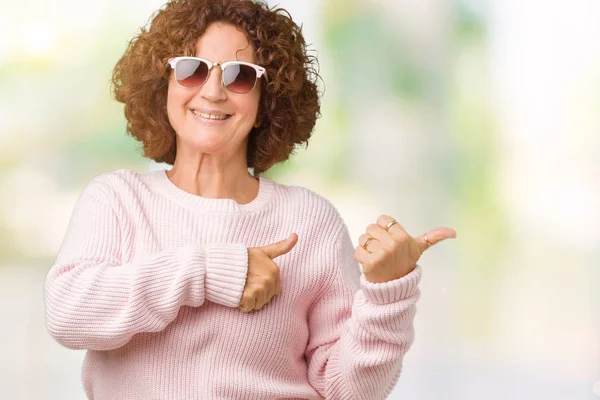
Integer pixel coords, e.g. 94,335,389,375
44,169,421,399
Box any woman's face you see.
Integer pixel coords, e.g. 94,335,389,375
166,23,261,160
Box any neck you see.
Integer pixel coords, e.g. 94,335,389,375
166,151,259,205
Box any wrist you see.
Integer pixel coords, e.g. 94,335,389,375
363,265,415,283
204,243,249,307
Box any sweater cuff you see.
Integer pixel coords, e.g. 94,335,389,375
360,265,422,304
204,243,249,307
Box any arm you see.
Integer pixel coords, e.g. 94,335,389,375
305,225,421,399
44,180,248,351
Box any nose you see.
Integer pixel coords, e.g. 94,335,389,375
199,64,227,102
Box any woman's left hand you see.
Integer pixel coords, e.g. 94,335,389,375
355,215,457,283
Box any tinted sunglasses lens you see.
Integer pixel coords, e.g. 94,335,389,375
223,64,257,93
174,59,209,88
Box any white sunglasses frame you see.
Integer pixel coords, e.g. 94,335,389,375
167,56,267,93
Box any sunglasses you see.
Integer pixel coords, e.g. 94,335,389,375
167,56,267,94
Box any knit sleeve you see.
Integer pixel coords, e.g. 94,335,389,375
44,179,249,351
305,224,421,399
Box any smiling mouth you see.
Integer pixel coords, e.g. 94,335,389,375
190,109,232,120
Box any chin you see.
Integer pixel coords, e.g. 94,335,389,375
178,132,227,154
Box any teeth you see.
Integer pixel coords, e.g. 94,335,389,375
191,110,229,120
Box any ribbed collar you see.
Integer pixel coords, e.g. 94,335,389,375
150,169,274,214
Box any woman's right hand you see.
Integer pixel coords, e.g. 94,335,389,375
239,233,298,312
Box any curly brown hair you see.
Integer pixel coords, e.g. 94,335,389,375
111,0,321,175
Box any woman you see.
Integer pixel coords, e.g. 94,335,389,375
44,0,456,399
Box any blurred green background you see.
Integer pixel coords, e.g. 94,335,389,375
0,0,598,398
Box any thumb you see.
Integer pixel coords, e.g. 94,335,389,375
415,227,457,253
261,233,298,259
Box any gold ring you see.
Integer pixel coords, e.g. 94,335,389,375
424,234,433,248
362,236,374,250
386,219,398,231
